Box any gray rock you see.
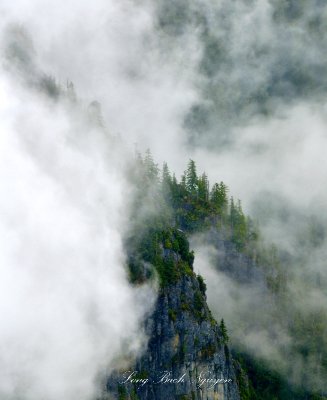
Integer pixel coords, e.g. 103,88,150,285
106,272,241,400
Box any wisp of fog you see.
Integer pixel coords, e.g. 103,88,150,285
1,0,327,396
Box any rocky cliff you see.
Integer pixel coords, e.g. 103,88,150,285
105,229,243,400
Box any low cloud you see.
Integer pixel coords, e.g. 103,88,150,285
0,62,155,400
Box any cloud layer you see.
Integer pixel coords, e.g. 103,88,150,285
0,50,155,399
2,0,327,397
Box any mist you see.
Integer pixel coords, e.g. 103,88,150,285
0,42,156,400
191,238,327,392
1,0,327,397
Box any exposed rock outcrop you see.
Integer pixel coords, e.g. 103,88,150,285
105,231,242,400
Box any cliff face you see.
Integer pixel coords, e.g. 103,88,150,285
105,232,242,400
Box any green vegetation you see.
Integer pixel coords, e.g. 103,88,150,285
128,152,258,253
118,384,128,400
200,342,216,359
235,352,327,400
219,319,229,344
126,151,327,400
177,395,191,400
168,309,177,322
127,226,195,287
197,275,206,296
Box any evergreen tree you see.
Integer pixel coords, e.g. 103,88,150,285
170,173,179,202
185,159,198,196
210,182,228,215
144,149,159,182
198,173,209,202
230,196,236,228
220,319,229,344
230,198,247,250
161,162,172,203
162,162,172,186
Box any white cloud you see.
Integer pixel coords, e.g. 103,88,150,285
0,71,155,400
